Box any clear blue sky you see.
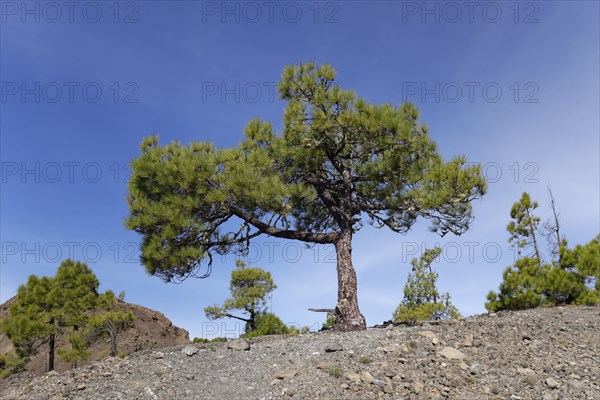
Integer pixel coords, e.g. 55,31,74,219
1,1,599,339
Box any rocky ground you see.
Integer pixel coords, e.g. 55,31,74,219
1,306,598,400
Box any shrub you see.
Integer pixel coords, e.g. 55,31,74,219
0,353,25,379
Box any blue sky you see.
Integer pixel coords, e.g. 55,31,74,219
1,1,598,339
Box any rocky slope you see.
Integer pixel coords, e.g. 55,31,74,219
1,306,598,400
0,297,189,374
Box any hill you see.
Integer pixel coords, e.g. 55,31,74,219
1,305,598,399
0,297,190,374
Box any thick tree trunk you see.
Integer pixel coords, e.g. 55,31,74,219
333,229,366,331
249,310,257,332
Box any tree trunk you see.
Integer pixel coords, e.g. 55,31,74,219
333,229,366,331
109,321,117,357
48,331,55,372
71,325,79,369
249,309,257,333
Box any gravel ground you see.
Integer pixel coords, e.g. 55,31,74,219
1,305,598,400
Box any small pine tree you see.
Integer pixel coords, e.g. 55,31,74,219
393,248,460,324
0,352,25,379
322,312,336,330
507,192,542,265
204,261,277,334
242,313,289,338
57,331,91,367
88,291,135,357
485,257,545,311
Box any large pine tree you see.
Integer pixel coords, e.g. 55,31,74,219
126,62,486,330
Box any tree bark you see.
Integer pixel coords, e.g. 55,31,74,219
249,309,257,332
109,321,117,357
333,229,366,331
48,331,55,372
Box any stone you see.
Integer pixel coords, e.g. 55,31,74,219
347,372,361,383
340,383,349,389
545,377,560,389
181,346,199,356
360,371,374,384
567,380,584,390
517,367,536,378
274,369,298,380
154,351,164,359
383,385,393,394
373,380,386,388
227,339,250,351
469,363,482,375
439,347,466,361
411,381,424,394
324,342,343,352
464,333,475,346
384,371,397,378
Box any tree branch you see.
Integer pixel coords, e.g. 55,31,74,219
230,206,338,244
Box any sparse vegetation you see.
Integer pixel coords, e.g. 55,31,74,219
359,355,373,364
326,367,344,378
0,352,25,379
193,337,228,344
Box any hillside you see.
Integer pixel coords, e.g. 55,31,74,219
1,306,598,400
0,297,190,374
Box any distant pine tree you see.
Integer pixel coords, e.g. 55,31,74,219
204,261,277,334
486,193,599,311
1,260,99,371
393,248,460,324
87,291,135,357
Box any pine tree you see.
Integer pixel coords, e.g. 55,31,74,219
559,235,600,304
485,257,545,311
126,62,486,330
486,193,599,311
87,291,135,357
322,312,336,330
1,260,99,371
0,352,25,379
204,261,277,333
507,192,542,265
242,312,289,338
393,248,460,324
